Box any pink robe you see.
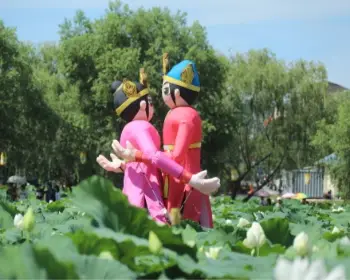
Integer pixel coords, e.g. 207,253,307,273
120,120,186,223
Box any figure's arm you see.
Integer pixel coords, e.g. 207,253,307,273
96,154,125,173
170,119,194,163
112,132,221,195
128,129,192,183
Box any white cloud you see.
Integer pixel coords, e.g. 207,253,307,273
1,0,350,25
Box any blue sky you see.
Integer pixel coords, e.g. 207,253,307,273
1,0,350,88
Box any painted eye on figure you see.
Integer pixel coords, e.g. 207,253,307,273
147,96,153,106
162,82,170,96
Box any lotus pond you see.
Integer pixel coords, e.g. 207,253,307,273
0,176,349,279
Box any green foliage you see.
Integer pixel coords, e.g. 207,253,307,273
313,92,350,198
219,49,329,190
1,177,350,278
46,200,66,213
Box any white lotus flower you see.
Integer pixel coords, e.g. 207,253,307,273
243,222,266,249
332,226,340,234
205,247,222,260
293,232,310,257
14,214,24,230
274,257,346,280
332,207,345,213
237,217,250,228
225,219,233,225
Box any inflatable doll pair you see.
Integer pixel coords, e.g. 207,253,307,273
97,54,219,228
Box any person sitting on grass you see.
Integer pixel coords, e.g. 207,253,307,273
301,198,309,205
275,197,283,208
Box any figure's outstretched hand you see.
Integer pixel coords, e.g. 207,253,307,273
96,153,124,173
189,170,220,195
112,140,138,161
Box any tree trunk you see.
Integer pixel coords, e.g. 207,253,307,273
229,152,272,201
242,155,285,202
230,180,242,200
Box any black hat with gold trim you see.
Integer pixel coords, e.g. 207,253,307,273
112,68,149,122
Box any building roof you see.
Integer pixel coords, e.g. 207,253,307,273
328,82,348,94
315,153,338,165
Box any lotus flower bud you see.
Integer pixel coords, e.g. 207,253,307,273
237,217,250,228
293,232,310,257
243,222,266,249
149,231,162,254
13,214,24,230
23,207,35,232
205,247,222,260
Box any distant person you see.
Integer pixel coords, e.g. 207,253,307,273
260,197,268,206
273,197,283,212
301,198,309,204
248,184,254,195
35,185,45,200
45,183,56,203
6,183,18,202
327,190,332,200
19,184,28,200
323,190,332,200
278,187,283,195
274,197,283,209
54,185,61,201
266,198,272,206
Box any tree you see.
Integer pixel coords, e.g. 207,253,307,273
312,91,350,198
0,20,60,178
39,1,227,180
217,49,329,200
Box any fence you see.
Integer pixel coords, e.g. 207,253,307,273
292,168,324,198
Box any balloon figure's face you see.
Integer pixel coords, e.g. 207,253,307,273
147,95,154,121
133,95,154,122
162,81,188,109
162,81,174,109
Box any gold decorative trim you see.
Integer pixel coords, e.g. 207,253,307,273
139,68,148,87
181,64,194,84
163,75,200,92
122,80,138,98
115,88,149,116
162,53,169,75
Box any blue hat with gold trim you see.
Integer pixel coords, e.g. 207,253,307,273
162,53,200,92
